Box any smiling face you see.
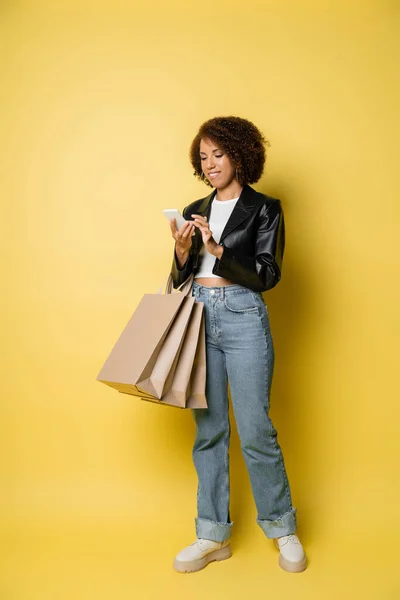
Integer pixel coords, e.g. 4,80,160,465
199,137,237,190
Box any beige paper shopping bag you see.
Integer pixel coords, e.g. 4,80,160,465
96,292,190,398
161,301,206,408
96,274,208,409
186,312,207,409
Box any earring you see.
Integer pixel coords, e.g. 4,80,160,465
236,168,239,181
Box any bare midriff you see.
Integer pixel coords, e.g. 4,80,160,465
194,277,236,287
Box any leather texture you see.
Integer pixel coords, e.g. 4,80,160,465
170,184,285,293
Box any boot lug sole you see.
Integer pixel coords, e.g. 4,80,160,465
173,545,232,573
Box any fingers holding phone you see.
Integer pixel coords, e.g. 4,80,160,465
164,208,195,253
171,218,195,253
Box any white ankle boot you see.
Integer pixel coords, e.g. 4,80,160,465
273,533,307,572
173,538,232,573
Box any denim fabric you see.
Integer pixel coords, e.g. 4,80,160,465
191,281,297,542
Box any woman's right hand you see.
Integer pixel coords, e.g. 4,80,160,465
169,218,195,254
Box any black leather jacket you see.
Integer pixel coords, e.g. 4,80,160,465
170,184,285,293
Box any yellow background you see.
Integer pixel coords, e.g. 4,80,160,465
1,1,399,598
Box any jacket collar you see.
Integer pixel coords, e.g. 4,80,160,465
195,184,257,243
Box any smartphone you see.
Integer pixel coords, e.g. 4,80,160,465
163,208,188,230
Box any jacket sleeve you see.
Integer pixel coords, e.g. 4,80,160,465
212,199,285,293
170,205,196,289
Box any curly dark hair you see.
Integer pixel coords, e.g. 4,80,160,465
189,116,269,187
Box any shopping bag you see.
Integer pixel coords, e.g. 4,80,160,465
161,301,205,407
186,311,207,408
162,276,207,408
96,274,207,409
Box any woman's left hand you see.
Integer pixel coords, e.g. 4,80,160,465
191,214,223,258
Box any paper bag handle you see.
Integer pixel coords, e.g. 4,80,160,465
165,273,194,297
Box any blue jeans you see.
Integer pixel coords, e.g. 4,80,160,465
191,281,297,542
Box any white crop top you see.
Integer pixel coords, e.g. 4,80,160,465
195,196,240,279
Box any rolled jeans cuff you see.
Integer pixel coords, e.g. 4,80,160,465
256,507,297,539
195,517,233,543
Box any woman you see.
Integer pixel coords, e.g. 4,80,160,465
168,116,307,574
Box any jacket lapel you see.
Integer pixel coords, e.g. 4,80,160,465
192,184,257,250
195,189,217,219
219,184,256,243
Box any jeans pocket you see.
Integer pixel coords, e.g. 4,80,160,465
250,292,269,317
224,292,259,313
